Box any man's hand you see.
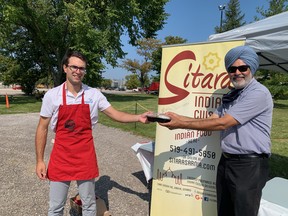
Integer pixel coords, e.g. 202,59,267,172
36,161,47,180
158,112,184,130
138,111,153,123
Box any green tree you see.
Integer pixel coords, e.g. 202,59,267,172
215,0,246,33
125,74,141,90
151,36,187,77
261,72,288,100
101,79,112,89
121,38,161,90
0,0,168,94
255,0,288,19
0,55,20,85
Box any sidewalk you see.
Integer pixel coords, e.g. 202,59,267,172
0,113,152,216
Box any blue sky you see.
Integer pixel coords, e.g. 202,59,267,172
103,0,269,80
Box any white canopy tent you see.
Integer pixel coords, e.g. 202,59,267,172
209,11,288,73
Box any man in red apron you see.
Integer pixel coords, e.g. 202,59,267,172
35,50,150,215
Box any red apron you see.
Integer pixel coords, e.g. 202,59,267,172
47,84,99,181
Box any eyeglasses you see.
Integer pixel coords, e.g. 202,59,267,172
227,65,250,73
67,65,86,73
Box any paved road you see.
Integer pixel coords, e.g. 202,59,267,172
0,113,152,216
0,88,25,95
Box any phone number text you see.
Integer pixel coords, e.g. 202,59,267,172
170,145,216,159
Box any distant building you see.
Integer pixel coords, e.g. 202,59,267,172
111,79,119,88
111,79,126,89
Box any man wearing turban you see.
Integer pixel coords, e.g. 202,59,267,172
157,46,273,216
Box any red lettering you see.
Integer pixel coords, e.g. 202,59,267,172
159,50,232,105
159,51,195,105
191,66,203,89
202,73,213,89
184,73,190,88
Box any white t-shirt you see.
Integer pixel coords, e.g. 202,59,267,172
40,82,111,131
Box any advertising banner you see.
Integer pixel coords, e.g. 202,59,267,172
150,40,245,216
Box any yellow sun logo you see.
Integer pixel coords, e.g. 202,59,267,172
203,52,221,71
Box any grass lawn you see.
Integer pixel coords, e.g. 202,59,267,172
0,94,42,114
269,100,288,178
1,92,287,179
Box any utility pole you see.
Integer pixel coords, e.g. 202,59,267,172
218,4,226,33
